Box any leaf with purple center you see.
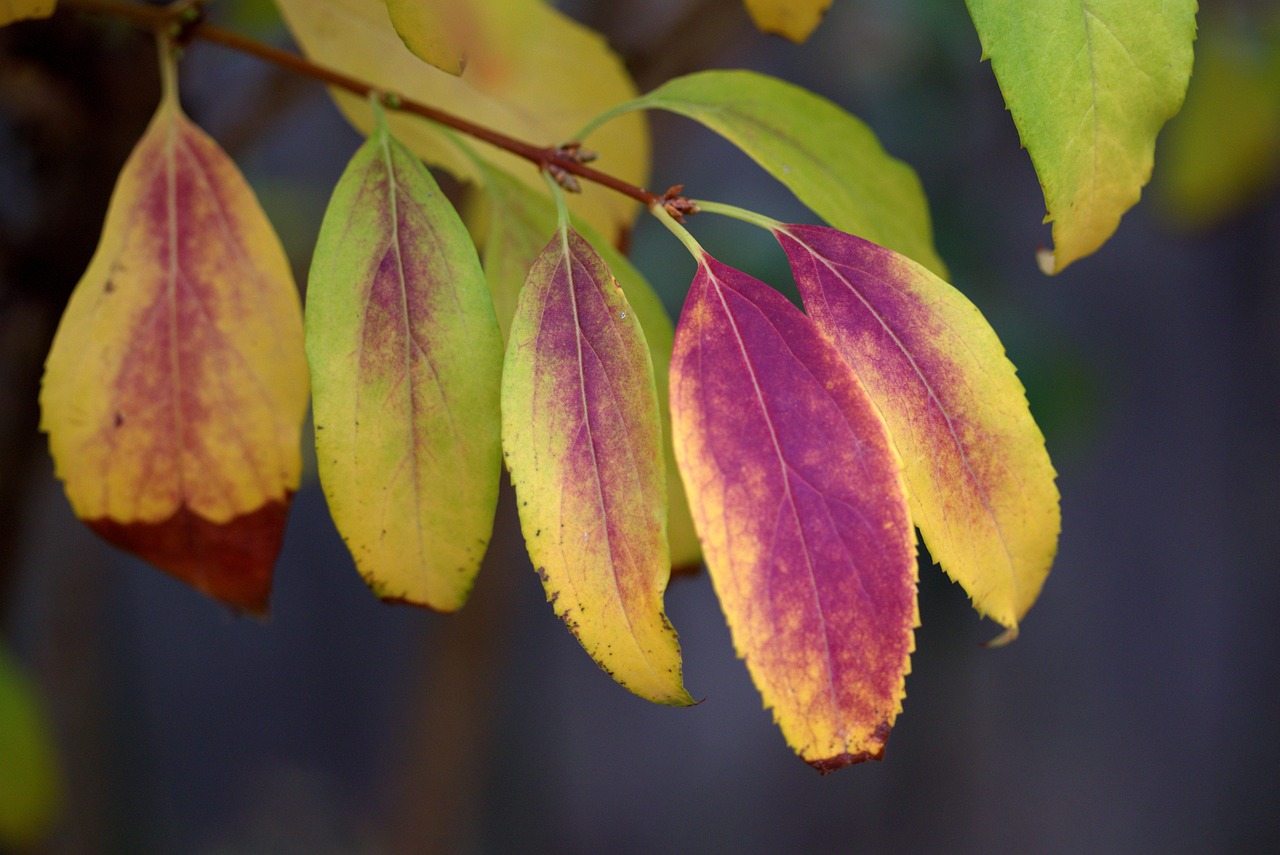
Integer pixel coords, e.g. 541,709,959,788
666,235,917,769
502,222,692,705
306,107,503,611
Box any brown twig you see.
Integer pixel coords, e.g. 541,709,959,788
59,0,691,212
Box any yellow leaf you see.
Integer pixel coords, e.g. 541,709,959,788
274,0,649,242
0,646,61,850
0,0,55,26
743,0,833,43
40,78,308,614
384,0,467,75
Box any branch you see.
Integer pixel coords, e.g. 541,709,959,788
60,0,691,213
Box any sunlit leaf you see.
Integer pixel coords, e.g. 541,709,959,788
743,0,832,43
384,0,466,75
1155,12,1280,229
40,84,308,614
965,0,1197,273
474,163,702,571
580,69,946,276
0,0,55,26
503,226,692,704
275,0,649,241
778,225,1059,631
0,646,60,850
670,253,916,770
306,114,502,611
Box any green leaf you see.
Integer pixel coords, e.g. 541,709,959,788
306,115,503,611
579,69,946,277
502,226,693,705
472,163,703,572
0,645,61,849
1154,12,1280,229
965,0,1198,273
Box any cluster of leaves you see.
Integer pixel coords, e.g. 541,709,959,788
6,0,1197,776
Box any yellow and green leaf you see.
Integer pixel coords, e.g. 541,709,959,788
0,0,55,27
965,0,1198,273
670,252,917,770
473,163,702,572
742,0,832,43
778,225,1059,632
579,69,946,277
40,81,308,614
274,0,649,242
0,645,61,850
502,225,692,705
306,113,503,612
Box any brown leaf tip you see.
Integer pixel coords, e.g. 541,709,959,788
806,721,893,774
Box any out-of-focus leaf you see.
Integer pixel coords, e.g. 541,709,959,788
384,0,466,75
0,0,55,26
474,163,702,571
579,70,946,277
670,253,916,771
0,646,60,849
1156,13,1280,229
40,83,307,614
743,0,832,43
779,225,1059,631
274,0,648,241
503,227,693,704
965,0,1197,273
306,114,502,611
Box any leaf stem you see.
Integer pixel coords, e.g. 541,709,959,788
693,200,784,232
59,0,673,210
649,203,705,259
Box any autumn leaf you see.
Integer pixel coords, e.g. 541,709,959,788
306,110,503,612
776,224,1059,632
579,69,945,276
274,0,649,242
0,0,55,27
502,225,692,705
40,75,308,614
965,0,1198,273
743,0,833,43
470,161,702,571
384,0,467,75
0,645,60,850
670,251,917,770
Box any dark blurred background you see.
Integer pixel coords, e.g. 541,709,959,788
3,1,1279,853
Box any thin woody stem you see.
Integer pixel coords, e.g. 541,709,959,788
59,0,671,209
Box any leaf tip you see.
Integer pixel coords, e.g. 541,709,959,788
982,624,1020,648
805,721,893,773
1036,246,1058,275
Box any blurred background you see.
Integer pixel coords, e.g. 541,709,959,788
2,0,1278,852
